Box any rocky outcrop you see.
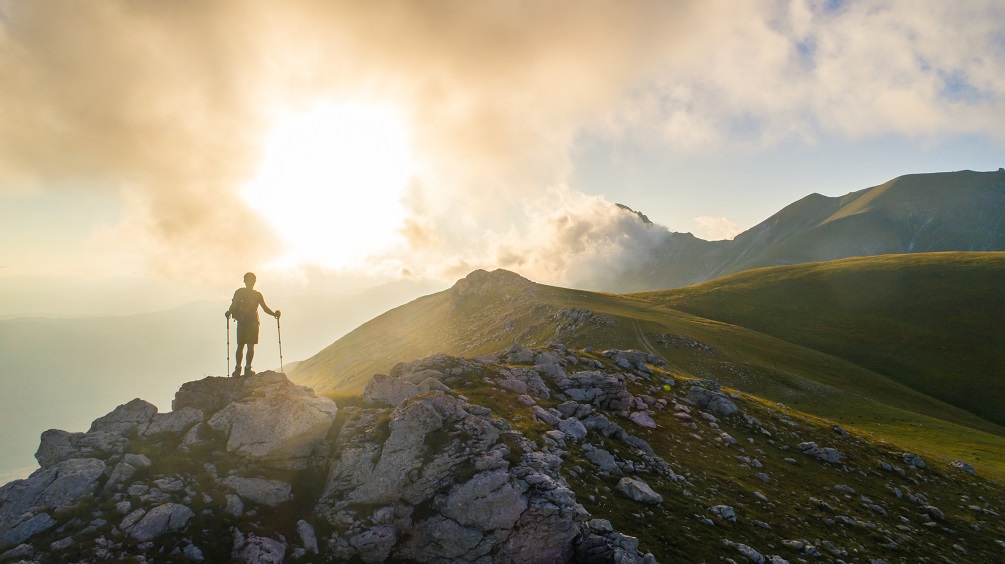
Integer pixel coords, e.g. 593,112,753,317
4,343,998,563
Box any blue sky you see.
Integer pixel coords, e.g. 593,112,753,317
1,0,1003,297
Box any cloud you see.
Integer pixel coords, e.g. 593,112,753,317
1,1,1002,283
692,216,741,241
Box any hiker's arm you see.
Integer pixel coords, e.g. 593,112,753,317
260,295,278,318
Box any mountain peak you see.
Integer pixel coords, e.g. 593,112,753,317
615,203,653,224
450,268,536,298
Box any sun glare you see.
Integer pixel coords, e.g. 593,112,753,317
241,102,414,270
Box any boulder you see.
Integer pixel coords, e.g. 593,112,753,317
88,398,158,436
616,477,662,504
172,371,290,414
710,505,737,521
363,374,420,407
35,430,127,468
0,458,106,550
0,513,56,552
903,452,926,468
685,386,738,416
629,412,657,429
207,387,337,464
296,520,318,555
586,448,619,474
129,503,194,541
219,476,292,507
558,418,588,441
951,460,975,475
141,407,203,438
232,531,286,564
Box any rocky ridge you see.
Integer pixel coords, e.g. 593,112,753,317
2,345,1004,562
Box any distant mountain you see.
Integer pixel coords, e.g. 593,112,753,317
613,169,1005,291
290,258,1005,479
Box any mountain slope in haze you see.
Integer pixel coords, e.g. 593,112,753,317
614,169,1005,291
631,252,1005,427
290,266,1005,479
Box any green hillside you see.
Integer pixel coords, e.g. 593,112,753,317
631,252,1005,428
291,264,1005,479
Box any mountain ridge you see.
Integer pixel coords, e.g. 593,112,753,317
611,169,1005,291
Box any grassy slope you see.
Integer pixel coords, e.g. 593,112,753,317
630,252,1005,428
294,266,1005,479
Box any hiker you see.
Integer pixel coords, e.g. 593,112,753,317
225,272,280,377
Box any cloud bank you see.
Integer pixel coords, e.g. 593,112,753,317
1,1,1002,286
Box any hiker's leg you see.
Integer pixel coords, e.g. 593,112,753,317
246,343,255,369
235,344,245,369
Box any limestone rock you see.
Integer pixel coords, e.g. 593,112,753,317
219,476,292,507
296,520,318,555
363,374,420,407
951,460,975,475
141,407,203,438
207,386,337,464
903,452,926,468
232,531,286,564
35,429,127,468
629,411,657,429
616,477,662,504
88,398,158,436
685,386,738,416
129,503,194,541
172,371,290,414
710,505,737,521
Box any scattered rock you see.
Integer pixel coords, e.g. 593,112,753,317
129,503,194,541
616,477,662,504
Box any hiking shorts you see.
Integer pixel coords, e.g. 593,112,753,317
236,321,260,345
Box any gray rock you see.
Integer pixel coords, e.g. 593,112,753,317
172,371,290,414
129,502,194,541
224,494,244,518
34,429,127,468
296,519,318,555
0,513,56,551
363,374,420,407
616,477,662,504
183,544,205,561
123,453,152,469
903,452,925,468
558,418,588,441
219,476,292,507
531,405,562,427
0,457,105,545
498,379,528,394
141,407,203,438
88,398,158,436
417,377,452,394
710,505,737,521
207,386,338,464
556,401,580,418
232,531,286,564
629,411,657,429
0,542,35,561
798,442,842,464
105,462,138,490
685,386,738,416
517,394,536,406
951,460,975,475
441,470,527,531
586,448,619,474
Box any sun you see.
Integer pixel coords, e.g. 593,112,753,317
241,102,414,270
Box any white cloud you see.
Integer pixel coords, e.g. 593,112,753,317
692,216,741,241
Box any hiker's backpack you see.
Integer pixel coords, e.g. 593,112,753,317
231,289,259,324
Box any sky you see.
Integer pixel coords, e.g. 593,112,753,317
1,0,1004,306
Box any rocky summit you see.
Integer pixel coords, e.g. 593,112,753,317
2,345,1005,562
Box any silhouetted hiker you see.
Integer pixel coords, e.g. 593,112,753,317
225,272,280,377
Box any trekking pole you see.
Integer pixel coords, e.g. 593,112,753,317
276,312,284,374
226,314,231,377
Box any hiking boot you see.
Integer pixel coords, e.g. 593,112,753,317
244,367,256,377
232,366,242,378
